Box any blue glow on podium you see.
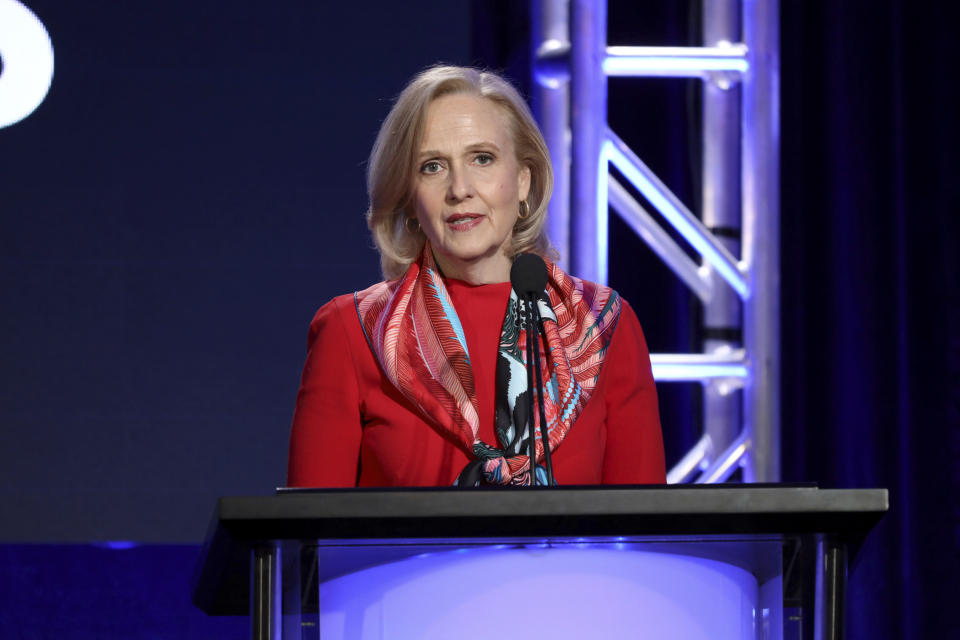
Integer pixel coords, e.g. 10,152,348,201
97,540,139,550
318,547,764,639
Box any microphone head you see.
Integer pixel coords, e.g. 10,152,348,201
510,253,549,297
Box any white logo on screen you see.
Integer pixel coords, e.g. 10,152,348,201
0,0,54,129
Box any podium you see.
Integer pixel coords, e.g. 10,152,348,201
192,485,886,640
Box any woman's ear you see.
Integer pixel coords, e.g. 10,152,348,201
518,164,532,202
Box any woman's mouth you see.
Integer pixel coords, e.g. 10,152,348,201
446,213,484,231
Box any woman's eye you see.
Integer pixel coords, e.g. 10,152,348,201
420,161,443,174
475,153,494,166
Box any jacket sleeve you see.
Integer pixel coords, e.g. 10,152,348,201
601,300,666,484
286,297,363,487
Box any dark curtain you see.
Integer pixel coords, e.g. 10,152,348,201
476,1,960,637
781,2,960,638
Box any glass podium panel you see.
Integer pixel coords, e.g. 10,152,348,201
277,534,827,640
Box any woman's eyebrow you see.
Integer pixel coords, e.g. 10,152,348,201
417,149,444,160
465,141,501,153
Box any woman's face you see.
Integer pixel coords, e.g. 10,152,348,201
411,93,531,284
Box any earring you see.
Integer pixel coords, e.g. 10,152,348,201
518,201,529,219
405,216,421,233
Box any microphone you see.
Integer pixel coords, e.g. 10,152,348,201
510,253,549,299
510,254,554,486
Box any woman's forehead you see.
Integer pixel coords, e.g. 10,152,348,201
419,94,514,152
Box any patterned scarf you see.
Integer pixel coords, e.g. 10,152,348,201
354,247,621,486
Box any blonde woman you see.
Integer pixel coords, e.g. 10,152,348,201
287,66,664,487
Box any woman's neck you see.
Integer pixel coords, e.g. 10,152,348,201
431,251,511,285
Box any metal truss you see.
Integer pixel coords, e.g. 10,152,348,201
532,0,780,482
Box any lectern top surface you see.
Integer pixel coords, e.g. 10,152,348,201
215,484,888,540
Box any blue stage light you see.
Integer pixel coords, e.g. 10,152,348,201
603,46,748,77
651,362,749,381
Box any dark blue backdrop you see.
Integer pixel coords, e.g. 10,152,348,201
1,0,470,544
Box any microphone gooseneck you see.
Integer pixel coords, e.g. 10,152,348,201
510,253,555,487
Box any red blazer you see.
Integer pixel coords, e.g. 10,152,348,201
287,279,665,487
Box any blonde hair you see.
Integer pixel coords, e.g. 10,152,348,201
366,65,556,280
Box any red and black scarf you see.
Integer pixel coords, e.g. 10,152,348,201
355,247,621,485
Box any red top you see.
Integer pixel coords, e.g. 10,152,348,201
287,279,665,487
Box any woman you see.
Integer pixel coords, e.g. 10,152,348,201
287,66,664,487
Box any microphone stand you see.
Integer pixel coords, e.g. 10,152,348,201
524,293,555,486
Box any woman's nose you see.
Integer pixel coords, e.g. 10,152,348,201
446,166,474,201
